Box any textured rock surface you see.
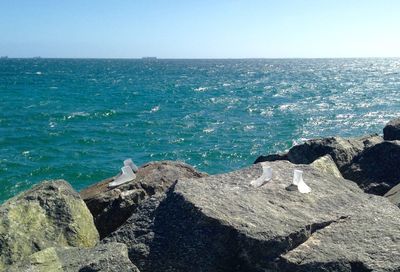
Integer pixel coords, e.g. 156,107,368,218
9,243,140,272
286,135,382,170
253,152,288,164
104,161,400,272
310,154,343,178
342,140,400,195
385,182,400,208
0,180,99,270
80,161,207,238
254,135,382,171
383,117,400,140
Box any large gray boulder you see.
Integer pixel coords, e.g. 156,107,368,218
104,161,400,272
80,161,207,238
9,242,140,272
0,180,99,270
254,135,382,171
286,135,382,170
342,141,400,195
383,117,400,140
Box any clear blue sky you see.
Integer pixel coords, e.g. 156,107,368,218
1,0,399,58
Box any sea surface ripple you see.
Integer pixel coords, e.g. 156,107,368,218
1,58,399,201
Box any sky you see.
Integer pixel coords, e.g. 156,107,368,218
1,0,399,58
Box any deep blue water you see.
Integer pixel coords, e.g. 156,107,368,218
1,58,399,202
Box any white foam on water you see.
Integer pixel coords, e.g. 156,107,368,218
194,87,208,92
150,105,160,112
203,128,215,133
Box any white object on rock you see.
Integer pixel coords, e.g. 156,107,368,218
251,163,273,188
108,166,136,188
124,158,139,173
293,169,311,194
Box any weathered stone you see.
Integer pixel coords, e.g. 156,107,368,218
383,117,400,140
385,183,400,208
310,155,343,179
0,180,99,270
286,135,382,171
255,135,382,171
9,243,140,272
104,161,400,272
80,161,207,238
342,140,400,195
254,152,288,164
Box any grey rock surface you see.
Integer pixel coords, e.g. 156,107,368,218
104,160,400,272
310,154,343,178
342,140,400,195
0,180,99,270
385,182,400,208
383,117,400,140
10,242,140,272
80,161,207,238
286,135,382,170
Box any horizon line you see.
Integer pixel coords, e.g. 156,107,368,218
1,56,400,60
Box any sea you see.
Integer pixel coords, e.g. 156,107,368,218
1,58,399,202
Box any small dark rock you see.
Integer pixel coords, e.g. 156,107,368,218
383,117,400,140
342,140,400,195
254,152,288,164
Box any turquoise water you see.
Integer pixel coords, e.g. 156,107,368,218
1,58,399,202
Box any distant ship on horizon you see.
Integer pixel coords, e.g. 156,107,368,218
0,56,8,59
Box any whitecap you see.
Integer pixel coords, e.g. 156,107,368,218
244,125,255,131
203,128,215,133
150,106,160,113
66,111,90,119
36,71,42,75
279,104,294,111
194,87,208,92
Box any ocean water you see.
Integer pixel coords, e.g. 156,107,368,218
1,58,399,202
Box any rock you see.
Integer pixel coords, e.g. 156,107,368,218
80,161,207,238
9,242,140,272
104,161,400,272
254,152,288,164
255,135,382,172
342,141,400,195
310,155,343,179
0,180,99,270
383,117,400,140
384,183,400,208
287,135,383,171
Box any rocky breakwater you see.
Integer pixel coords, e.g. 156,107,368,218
103,160,400,271
255,117,400,196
